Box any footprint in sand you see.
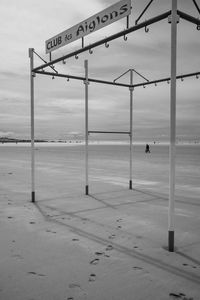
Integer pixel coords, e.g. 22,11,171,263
11,254,23,260
169,293,182,299
72,238,79,242
106,245,113,251
132,266,143,270
182,263,197,269
136,235,143,239
89,273,96,282
90,258,99,265
46,229,57,234
69,283,81,289
28,271,46,277
108,234,116,240
95,251,105,256
104,254,110,257
116,218,122,222
94,250,110,257
29,221,36,224
68,284,87,300
169,292,193,300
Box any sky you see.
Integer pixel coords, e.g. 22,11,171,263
0,0,200,142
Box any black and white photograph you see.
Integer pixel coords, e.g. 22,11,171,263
0,0,200,299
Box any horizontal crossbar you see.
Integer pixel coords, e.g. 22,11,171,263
34,70,200,89
88,131,130,134
133,71,200,88
177,9,200,25
34,70,130,88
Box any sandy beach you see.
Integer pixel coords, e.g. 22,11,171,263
0,143,199,300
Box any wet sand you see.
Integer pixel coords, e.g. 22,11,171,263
0,143,199,299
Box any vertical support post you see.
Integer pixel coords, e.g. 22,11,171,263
129,70,133,189
168,0,177,252
126,15,129,29
29,48,35,203
84,60,89,195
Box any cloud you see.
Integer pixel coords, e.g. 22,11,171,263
0,131,15,137
0,0,199,140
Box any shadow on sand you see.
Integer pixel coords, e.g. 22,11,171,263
34,189,200,286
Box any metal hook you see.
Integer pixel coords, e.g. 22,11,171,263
124,35,128,41
52,76,55,80
105,41,109,48
75,54,79,59
167,80,170,84
145,25,149,33
63,59,66,64
197,24,200,30
143,85,146,88
196,74,199,79
67,77,70,82
89,48,93,54
181,77,184,81
155,82,157,86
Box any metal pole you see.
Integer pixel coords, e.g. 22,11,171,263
29,48,35,203
84,60,89,195
88,131,130,134
129,70,134,189
168,0,177,252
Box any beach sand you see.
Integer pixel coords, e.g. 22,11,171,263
0,144,199,300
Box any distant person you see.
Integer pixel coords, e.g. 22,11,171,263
145,144,150,153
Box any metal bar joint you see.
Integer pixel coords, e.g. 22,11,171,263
168,14,180,24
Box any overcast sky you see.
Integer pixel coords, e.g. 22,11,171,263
0,0,199,141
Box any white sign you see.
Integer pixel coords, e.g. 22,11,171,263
45,0,131,53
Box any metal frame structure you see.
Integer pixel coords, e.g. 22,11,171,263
29,0,200,252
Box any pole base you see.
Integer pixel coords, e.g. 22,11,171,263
129,180,132,190
168,230,174,252
31,191,35,203
85,185,89,195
